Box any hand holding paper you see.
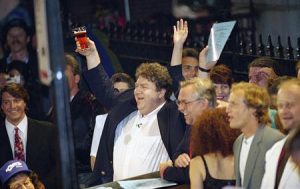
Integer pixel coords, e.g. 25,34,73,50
206,21,236,63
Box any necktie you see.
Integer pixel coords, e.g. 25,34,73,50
14,127,25,161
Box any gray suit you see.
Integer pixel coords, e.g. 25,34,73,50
233,126,284,189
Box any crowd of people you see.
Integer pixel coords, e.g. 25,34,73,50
0,4,300,188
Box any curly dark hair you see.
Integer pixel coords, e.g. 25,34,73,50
191,108,241,157
135,63,172,99
210,64,233,86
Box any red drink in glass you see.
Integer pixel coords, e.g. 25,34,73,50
73,26,88,49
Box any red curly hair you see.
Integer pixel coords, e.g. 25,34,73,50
191,108,241,157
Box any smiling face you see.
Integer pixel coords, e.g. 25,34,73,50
277,84,300,132
177,85,207,125
214,83,230,101
134,76,166,116
6,27,29,53
181,56,199,80
1,92,26,126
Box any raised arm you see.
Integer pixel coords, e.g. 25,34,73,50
75,39,100,69
75,39,118,109
170,19,188,66
198,46,217,78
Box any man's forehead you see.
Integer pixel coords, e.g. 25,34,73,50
278,85,300,98
182,57,198,65
250,67,274,73
7,26,27,34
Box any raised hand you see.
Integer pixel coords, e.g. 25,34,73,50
198,46,218,70
75,38,100,69
173,19,188,47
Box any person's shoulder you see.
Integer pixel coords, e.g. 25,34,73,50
262,126,285,143
28,118,54,128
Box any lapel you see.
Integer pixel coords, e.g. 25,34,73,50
243,126,264,188
235,135,243,185
279,157,298,188
26,119,36,163
0,124,14,160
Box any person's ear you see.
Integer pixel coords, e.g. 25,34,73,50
158,89,166,99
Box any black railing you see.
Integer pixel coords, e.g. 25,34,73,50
99,16,298,81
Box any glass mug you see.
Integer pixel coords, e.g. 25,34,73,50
73,26,88,49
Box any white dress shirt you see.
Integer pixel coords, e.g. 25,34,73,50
5,116,28,159
113,102,170,181
239,135,254,185
90,113,108,157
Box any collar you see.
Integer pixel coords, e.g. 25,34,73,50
6,53,29,64
137,101,166,118
5,115,28,134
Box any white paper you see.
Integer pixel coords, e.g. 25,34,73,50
207,21,236,63
118,178,177,189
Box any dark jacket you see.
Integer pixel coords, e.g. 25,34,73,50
0,118,59,188
163,125,191,184
83,64,186,184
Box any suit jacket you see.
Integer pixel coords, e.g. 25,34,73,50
260,137,300,189
83,64,186,184
0,118,58,188
163,125,191,184
233,126,284,189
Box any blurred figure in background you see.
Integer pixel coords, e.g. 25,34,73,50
110,72,134,93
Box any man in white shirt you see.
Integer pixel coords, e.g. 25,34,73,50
77,39,186,184
0,83,58,188
226,82,284,189
261,78,300,189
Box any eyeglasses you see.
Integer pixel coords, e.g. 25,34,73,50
176,98,202,107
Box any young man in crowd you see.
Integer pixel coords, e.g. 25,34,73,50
0,83,59,188
226,82,284,189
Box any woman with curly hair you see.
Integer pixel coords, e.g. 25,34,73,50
189,108,240,189
0,160,45,189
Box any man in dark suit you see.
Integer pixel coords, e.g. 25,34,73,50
0,83,58,188
64,53,106,187
226,82,284,189
76,39,186,184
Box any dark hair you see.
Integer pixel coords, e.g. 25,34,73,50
135,63,172,99
248,57,281,76
210,64,233,86
111,73,135,88
0,83,29,105
267,76,294,96
182,48,198,59
2,19,31,44
191,108,241,157
4,172,45,189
